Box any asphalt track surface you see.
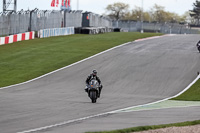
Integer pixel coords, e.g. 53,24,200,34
0,35,200,133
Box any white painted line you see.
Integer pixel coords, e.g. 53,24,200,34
122,105,200,112
17,112,113,133
121,100,200,112
17,74,200,133
110,74,200,113
122,105,199,113
0,35,165,90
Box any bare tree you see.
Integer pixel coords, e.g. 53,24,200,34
124,6,150,22
105,2,129,20
105,3,185,23
149,4,166,23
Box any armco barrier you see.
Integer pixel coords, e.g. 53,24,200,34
38,27,75,38
75,27,113,34
0,31,35,45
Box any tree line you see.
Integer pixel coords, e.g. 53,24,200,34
105,1,200,25
190,0,200,25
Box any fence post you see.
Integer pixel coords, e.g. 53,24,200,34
29,10,33,31
64,10,67,27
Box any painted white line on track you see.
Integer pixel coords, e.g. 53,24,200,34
0,35,168,90
17,74,200,133
121,100,200,112
17,112,113,133
122,105,200,112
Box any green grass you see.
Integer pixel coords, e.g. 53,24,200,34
0,32,162,87
172,78,200,101
86,120,200,133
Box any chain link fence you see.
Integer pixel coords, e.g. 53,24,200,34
0,9,112,36
64,11,82,27
30,9,63,31
0,11,30,36
83,12,112,27
0,10,199,36
112,20,199,34
82,12,112,28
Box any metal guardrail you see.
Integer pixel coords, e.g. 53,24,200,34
112,20,199,34
38,27,74,38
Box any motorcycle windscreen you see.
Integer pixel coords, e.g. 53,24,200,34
90,80,99,88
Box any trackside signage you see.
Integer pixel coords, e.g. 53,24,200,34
38,27,74,38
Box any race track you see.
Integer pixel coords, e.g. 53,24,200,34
0,34,200,133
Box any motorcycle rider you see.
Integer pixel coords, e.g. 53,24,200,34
197,40,200,53
85,70,103,98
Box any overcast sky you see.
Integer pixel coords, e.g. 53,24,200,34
0,0,196,15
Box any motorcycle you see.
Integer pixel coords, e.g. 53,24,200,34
87,79,100,103
197,45,200,53
197,42,200,53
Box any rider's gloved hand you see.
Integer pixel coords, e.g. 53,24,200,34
100,84,103,88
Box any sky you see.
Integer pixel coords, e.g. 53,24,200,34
0,0,197,15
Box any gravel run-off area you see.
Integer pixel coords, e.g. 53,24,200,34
134,125,200,133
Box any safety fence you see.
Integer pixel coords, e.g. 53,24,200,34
0,9,199,36
0,9,112,36
82,12,112,28
64,11,82,27
112,20,199,34
30,9,63,31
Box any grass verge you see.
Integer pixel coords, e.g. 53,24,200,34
0,32,162,87
86,120,200,133
172,78,200,101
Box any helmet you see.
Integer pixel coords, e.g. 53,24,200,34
92,70,97,75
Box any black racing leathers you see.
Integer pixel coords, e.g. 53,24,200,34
85,74,103,98
86,74,101,85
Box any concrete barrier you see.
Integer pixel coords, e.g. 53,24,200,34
75,27,113,34
38,27,75,38
0,31,35,45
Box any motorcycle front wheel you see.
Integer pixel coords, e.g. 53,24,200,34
90,91,97,103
